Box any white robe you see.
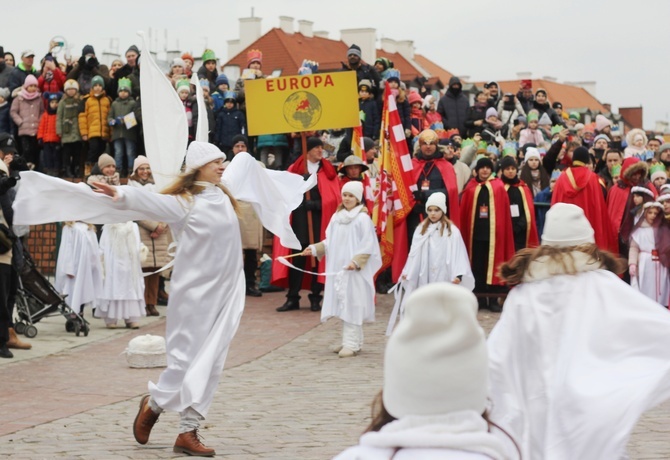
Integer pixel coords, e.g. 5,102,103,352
334,411,510,460
318,206,382,326
13,152,311,418
54,222,103,311
630,225,670,306
487,252,670,460
95,222,146,322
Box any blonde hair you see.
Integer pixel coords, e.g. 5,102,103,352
161,170,239,215
420,213,452,237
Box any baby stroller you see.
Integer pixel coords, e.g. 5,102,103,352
14,249,89,338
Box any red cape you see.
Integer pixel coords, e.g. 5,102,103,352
552,166,617,253
412,157,460,227
459,177,515,286
271,158,341,287
505,181,539,248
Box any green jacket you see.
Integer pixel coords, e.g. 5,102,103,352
108,97,138,141
56,95,82,144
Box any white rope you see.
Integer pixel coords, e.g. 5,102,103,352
385,281,405,336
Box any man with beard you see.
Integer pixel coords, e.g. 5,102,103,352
657,143,670,169
437,76,469,137
341,44,381,100
484,81,501,108
66,45,108,96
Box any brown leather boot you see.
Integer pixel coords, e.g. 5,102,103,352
8,328,31,350
145,304,160,317
173,429,216,457
133,395,160,445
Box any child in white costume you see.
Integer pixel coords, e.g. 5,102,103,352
55,221,104,314
95,221,147,328
629,201,670,307
303,181,382,358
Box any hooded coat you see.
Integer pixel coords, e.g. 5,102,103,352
437,77,469,137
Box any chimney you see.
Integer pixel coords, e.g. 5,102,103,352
380,38,397,54
239,16,262,49
279,16,294,34
298,20,314,38
396,40,414,60
542,76,557,82
227,39,241,60
340,28,377,64
314,30,329,39
516,71,532,79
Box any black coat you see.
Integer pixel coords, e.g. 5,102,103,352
532,101,564,127
214,107,246,150
464,104,487,138
359,98,380,140
437,76,469,136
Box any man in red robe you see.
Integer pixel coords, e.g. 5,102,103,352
272,137,341,312
460,157,515,311
499,155,539,251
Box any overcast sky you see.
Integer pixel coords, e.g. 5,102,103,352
6,0,670,130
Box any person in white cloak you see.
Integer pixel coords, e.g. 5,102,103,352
335,283,513,460
13,141,313,457
387,193,474,335
487,203,670,460
54,221,103,315
94,221,146,328
629,201,670,307
303,181,382,358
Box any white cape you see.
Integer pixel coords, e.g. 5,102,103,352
319,206,382,325
54,222,103,311
630,226,670,305
487,256,670,460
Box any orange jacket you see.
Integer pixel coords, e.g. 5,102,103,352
78,91,111,140
37,112,60,143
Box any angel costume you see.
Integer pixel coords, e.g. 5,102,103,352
311,203,381,353
54,222,103,313
629,214,670,306
95,222,146,326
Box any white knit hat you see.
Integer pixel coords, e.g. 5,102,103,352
425,192,447,214
341,181,363,203
657,193,670,203
541,203,595,247
631,186,654,199
185,141,225,173
172,57,185,68
525,147,541,162
383,283,487,418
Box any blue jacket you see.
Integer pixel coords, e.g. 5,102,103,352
0,104,11,134
214,107,246,149
359,98,380,140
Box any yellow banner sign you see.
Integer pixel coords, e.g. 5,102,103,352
245,71,359,136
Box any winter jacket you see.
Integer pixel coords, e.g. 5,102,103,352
10,94,43,136
342,62,382,99
0,63,12,90
37,111,60,143
519,128,545,147
78,91,111,140
0,103,10,134
108,65,140,99
532,101,564,127
37,68,66,95
128,179,172,268
464,104,488,138
516,91,534,114
497,98,526,139
396,91,411,131
214,107,246,149
9,64,39,93
196,65,218,91
191,100,216,143
359,98,380,140
66,57,108,96
108,96,138,142
56,94,82,143
437,76,469,136
257,133,289,148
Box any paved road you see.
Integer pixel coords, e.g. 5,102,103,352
1,291,668,459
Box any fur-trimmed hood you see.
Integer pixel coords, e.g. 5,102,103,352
625,128,648,150
621,157,649,185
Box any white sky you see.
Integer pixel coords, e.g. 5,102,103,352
6,0,670,130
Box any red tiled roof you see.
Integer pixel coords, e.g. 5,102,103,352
414,54,454,84
225,28,350,75
375,50,422,81
474,79,607,112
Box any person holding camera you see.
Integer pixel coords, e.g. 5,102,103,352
66,45,108,96
497,93,526,139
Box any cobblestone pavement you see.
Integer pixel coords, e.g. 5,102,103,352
0,292,668,459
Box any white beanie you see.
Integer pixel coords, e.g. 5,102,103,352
657,193,670,203
383,283,487,418
525,147,541,162
425,192,447,214
172,57,185,68
541,203,595,247
341,181,363,203
185,141,225,173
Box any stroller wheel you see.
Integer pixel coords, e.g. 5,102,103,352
83,323,89,337
65,320,74,332
15,322,26,335
24,325,38,338
74,322,81,337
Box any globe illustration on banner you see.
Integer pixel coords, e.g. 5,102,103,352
283,91,323,130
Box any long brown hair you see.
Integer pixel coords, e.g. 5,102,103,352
161,169,240,215
420,213,452,237
499,243,626,286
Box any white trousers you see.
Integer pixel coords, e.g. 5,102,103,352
342,321,363,351
148,398,203,433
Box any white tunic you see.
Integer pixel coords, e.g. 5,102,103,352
54,222,103,311
630,226,670,305
95,222,146,322
487,254,670,460
319,206,382,326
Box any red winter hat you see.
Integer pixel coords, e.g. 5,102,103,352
408,92,423,105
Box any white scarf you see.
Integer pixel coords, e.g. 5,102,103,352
334,204,364,225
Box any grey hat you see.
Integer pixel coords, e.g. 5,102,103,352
341,154,369,172
658,143,670,155
347,44,362,59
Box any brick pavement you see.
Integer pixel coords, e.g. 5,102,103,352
0,292,668,458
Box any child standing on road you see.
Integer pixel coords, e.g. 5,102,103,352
303,182,381,358
95,221,147,328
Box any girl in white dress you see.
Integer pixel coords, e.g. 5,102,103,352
629,201,670,307
303,181,382,358
95,221,146,328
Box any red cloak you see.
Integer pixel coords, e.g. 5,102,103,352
505,181,539,248
459,177,515,286
271,157,341,287
412,157,460,227
552,166,617,253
